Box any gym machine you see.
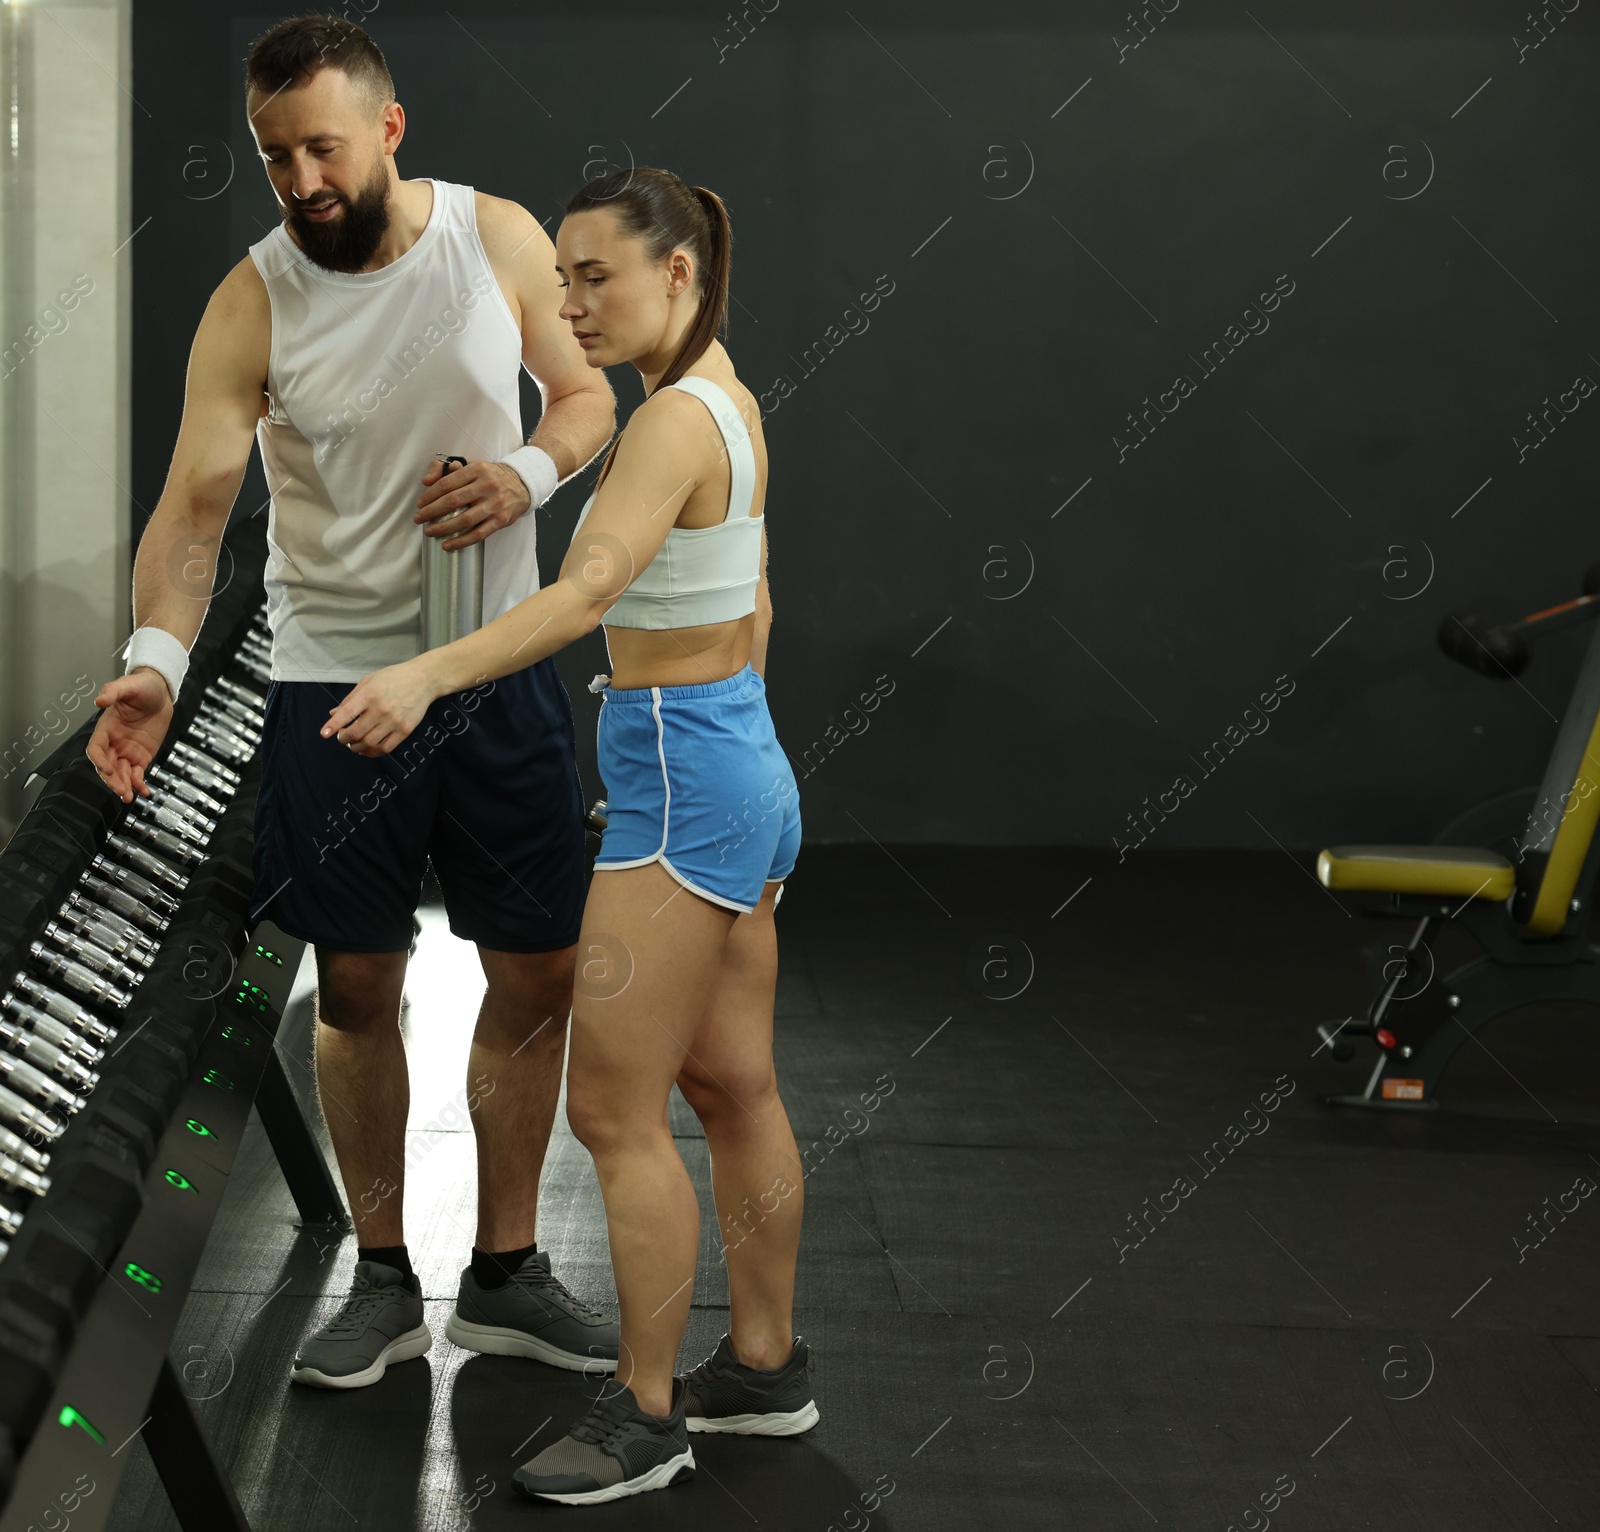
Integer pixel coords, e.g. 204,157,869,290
0,516,345,1532
1315,566,1600,1108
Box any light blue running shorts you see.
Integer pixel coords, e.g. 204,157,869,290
590,662,801,914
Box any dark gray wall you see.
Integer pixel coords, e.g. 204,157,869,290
133,2,1599,850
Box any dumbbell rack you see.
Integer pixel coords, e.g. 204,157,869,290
0,518,347,1531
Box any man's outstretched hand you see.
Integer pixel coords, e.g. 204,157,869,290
87,670,174,802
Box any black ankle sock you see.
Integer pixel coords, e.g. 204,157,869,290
357,1243,414,1283
472,1241,537,1290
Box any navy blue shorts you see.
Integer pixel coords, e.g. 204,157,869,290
250,659,587,953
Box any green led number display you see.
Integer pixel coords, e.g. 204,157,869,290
219,1024,252,1046
202,1068,235,1091
253,943,285,966
186,1118,215,1138
164,1169,199,1194
233,978,271,1013
125,1262,163,1293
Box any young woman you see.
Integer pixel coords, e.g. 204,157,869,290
320,167,814,1506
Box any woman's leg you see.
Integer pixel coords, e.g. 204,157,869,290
676,878,803,1370
565,859,738,1417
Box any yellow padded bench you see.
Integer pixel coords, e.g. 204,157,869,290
1313,582,1600,1108
1317,845,1516,902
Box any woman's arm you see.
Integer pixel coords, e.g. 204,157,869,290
323,390,706,756
419,575,598,694
421,389,706,695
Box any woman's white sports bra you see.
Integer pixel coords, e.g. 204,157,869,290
569,375,763,630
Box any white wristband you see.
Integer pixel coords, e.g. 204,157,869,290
124,625,190,705
500,443,560,512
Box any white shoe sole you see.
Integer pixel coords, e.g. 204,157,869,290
290,1323,432,1389
519,1446,695,1504
444,1311,619,1373
687,1399,820,1435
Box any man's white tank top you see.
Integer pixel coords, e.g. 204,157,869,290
247,178,538,682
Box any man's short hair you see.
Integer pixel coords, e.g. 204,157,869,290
244,13,395,124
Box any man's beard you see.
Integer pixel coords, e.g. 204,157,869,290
286,164,392,273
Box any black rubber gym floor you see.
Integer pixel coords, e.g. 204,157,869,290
105,846,1600,1529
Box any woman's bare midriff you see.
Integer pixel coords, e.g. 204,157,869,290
601,611,757,689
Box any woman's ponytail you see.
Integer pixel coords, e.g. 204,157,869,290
564,169,735,487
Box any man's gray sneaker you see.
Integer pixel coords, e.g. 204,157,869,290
513,1376,694,1505
443,1249,619,1373
680,1332,819,1435
290,1259,431,1389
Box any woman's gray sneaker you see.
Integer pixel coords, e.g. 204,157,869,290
290,1259,431,1389
680,1332,820,1434
444,1249,619,1373
514,1376,694,1504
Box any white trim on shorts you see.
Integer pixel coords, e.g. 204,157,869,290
589,689,671,866
592,856,786,916
590,685,789,916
